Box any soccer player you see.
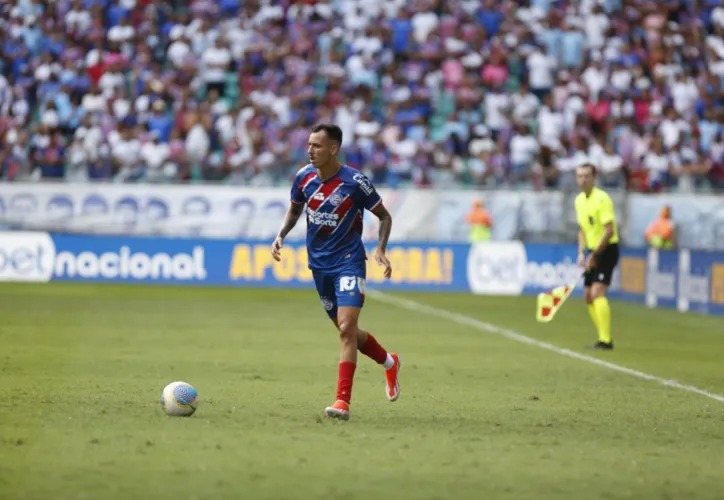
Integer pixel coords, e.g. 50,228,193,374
271,123,401,420
574,163,620,350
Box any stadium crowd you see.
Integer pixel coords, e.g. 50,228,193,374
0,0,722,192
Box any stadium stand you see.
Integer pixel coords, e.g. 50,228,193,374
0,0,722,192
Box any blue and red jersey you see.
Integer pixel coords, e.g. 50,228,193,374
290,164,382,272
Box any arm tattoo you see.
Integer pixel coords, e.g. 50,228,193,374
278,203,304,239
377,214,392,252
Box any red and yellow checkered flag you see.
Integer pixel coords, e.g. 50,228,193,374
536,282,576,323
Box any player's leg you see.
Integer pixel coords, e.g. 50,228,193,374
325,269,400,419
590,282,612,346
589,245,618,349
331,319,392,365
354,327,401,402
339,269,401,402
313,271,352,419
324,304,359,420
329,319,400,401
584,271,600,336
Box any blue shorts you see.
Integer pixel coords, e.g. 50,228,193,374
312,263,367,320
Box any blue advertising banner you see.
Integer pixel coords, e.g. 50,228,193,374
679,249,724,316
610,247,647,305
520,243,581,295
645,249,679,311
47,234,470,291
1,232,721,316
51,234,224,285
708,253,724,316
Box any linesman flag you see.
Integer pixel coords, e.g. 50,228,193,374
536,282,576,323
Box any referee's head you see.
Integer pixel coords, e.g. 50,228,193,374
576,162,597,194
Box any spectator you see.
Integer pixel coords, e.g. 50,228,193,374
0,0,719,193
511,82,540,125
642,135,671,192
465,198,493,242
533,145,559,190
597,141,625,188
645,205,677,249
509,123,539,185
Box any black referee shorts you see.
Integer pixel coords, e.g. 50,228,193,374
584,244,620,287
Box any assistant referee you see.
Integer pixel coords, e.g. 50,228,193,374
574,163,620,350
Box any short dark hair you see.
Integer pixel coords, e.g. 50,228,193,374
311,123,343,145
578,162,597,176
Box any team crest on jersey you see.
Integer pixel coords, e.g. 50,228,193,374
329,193,343,206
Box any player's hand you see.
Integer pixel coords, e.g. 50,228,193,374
271,236,283,262
374,248,392,279
577,251,585,268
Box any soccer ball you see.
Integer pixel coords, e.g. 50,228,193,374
160,381,199,417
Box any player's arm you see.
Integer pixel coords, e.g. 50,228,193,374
586,222,614,270
587,196,616,269
371,202,392,279
271,202,305,262
592,222,614,256
577,228,586,267
592,195,616,255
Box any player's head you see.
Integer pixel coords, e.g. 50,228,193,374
308,124,343,168
575,163,597,192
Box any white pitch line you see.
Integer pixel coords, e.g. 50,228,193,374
367,290,724,404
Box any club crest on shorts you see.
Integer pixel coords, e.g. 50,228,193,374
329,193,343,206
320,296,334,311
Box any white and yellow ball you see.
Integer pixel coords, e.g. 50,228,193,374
160,381,199,417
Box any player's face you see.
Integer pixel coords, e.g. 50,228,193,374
575,166,595,191
307,131,338,168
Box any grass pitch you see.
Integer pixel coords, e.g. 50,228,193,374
1,283,723,500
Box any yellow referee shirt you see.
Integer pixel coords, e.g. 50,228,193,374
574,187,620,250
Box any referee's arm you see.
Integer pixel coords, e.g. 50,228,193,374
577,229,587,254
577,229,587,266
588,222,614,269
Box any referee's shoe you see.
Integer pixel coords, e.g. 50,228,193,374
591,341,614,350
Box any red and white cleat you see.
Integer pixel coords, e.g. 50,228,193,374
324,400,350,420
385,353,401,402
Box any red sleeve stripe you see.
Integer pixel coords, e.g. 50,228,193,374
300,172,316,191
368,199,383,211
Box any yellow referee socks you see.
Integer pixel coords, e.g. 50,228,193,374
587,303,599,331
592,297,612,343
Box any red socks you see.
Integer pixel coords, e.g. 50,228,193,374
359,333,388,365
336,361,356,404
336,334,388,404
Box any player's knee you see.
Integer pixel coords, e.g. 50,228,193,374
590,284,608,301
584,290,594,304
336,318,358,342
